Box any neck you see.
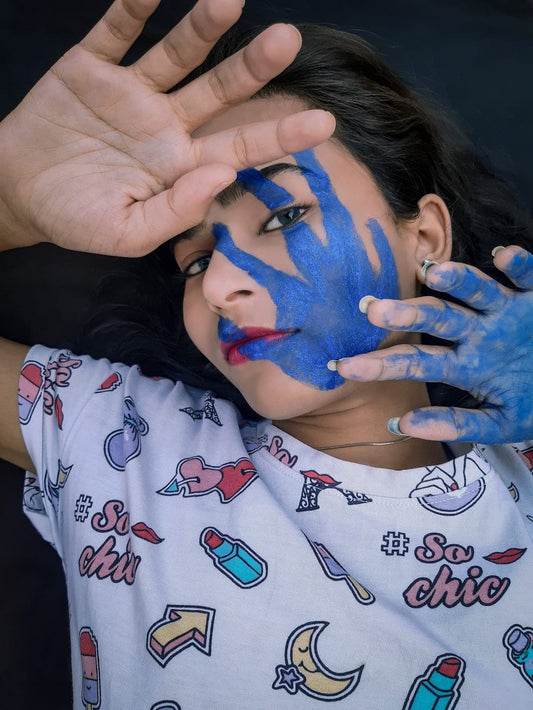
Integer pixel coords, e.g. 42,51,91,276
273,380,450,469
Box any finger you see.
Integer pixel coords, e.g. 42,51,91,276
81,0,162,63
336,344,455,383
393,406,503,443
174,24,304,130
493,245,533,289
119,163,237,256
133,0,244,92
198,109,336,170
363,297,474,341
423,261,510,312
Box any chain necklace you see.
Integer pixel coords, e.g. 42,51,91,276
317,436,412,451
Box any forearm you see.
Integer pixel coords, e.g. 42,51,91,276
0,337,34,471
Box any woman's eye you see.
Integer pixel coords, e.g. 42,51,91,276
262,205,306,233
182,254,212,277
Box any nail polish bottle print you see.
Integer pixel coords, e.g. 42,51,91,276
200,528,267,587
406,655,464,710
505,626,533,679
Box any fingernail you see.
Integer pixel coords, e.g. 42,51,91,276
420,258,439,278
491,246,506,257
387,417,404,436
359,295,377,314
327,359,338,371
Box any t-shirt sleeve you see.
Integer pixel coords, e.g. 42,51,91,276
18,345,131,550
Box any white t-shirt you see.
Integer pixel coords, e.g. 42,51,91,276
19,346,533,709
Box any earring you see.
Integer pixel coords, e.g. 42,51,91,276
420,258,439,278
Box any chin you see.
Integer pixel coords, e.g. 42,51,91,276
232,367,336,421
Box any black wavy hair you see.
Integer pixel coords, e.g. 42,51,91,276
79,24,532,412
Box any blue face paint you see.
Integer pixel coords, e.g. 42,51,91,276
216,149,400,390
236,168,293,209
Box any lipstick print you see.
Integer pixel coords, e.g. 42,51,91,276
200,527,267,587
403,654,465,709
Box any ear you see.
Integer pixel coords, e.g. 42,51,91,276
411,194,452,284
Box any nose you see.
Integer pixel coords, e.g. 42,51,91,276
202,248,258,315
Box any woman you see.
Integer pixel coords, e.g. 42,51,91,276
1,0,532,706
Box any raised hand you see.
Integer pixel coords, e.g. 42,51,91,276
337,245,533,443
0,0,334,256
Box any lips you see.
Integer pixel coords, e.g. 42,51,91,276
220,327,294,365
483,548,526,565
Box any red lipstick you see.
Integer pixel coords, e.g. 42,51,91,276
220,327,293,366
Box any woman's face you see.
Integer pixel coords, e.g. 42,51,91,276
174,97,422,419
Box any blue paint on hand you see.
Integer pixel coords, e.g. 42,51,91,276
215,150,400,390
344,257,533,443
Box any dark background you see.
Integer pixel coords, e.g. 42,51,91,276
1,0,532,707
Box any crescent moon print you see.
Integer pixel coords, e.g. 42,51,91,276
273,621,363,700
417,478,486,516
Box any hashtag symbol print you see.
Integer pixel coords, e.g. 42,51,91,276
74,494,93,523
381,531,410,556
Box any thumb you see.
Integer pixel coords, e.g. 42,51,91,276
124,163,236,256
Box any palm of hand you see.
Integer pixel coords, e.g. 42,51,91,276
5,49,194,254
0,0,335,256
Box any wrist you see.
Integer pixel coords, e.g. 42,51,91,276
0,192,39,252
0,111,44,252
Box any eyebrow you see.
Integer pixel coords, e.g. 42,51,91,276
173,162,307,244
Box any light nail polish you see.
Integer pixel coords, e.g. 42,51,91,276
387,417,403,436
491,246,505,257
359,295,377,314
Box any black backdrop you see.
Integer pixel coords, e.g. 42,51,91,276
1,1,532,707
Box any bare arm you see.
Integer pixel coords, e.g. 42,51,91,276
0,339,33,470
0,0,335,469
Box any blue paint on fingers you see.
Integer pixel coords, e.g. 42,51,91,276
215,150,400,390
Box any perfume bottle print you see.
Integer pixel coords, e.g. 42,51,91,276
200,527,267,588
504,624,533,686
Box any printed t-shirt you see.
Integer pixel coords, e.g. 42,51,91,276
18,346,533,708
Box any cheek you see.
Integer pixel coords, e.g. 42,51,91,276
182,285,207,352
